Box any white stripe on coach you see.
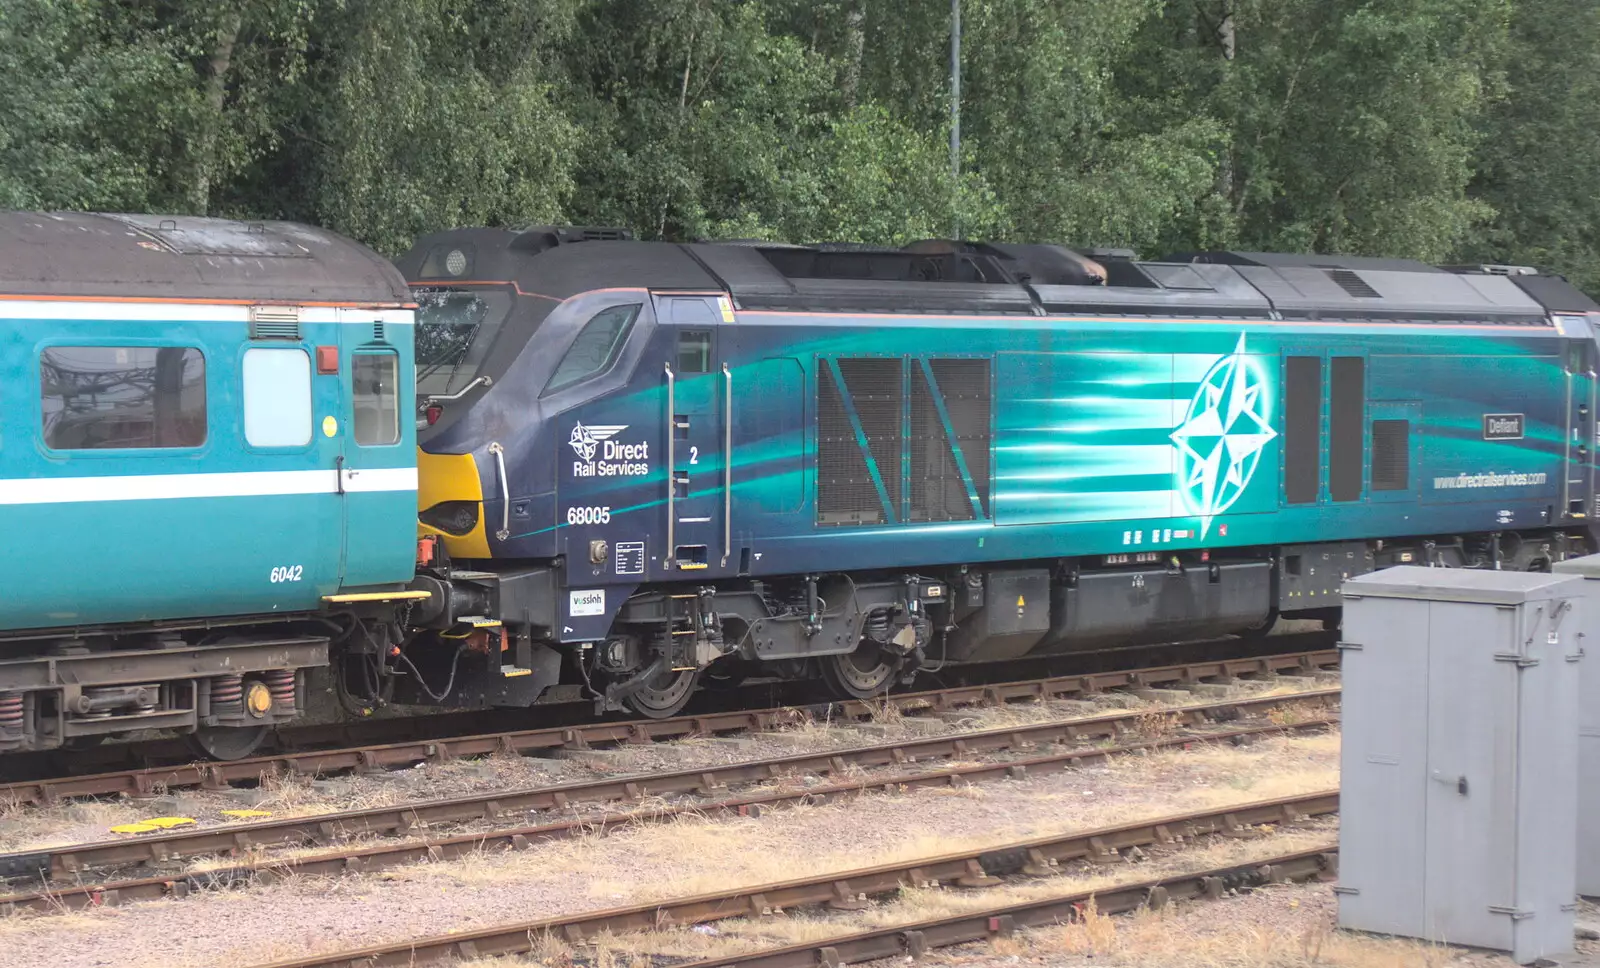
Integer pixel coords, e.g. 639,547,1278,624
0,466,418,506
0,302,414,325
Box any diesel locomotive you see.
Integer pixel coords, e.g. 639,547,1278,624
3,210,1600,759
400,228,1600,720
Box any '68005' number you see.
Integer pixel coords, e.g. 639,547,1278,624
566,506,611,525
270,565,304,583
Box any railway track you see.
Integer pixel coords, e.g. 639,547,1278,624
0,688,1331,915
243,790,1341,968
654,846,1339,968
0,687,1337,911
0,648,1337,805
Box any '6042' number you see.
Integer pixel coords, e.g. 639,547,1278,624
270,565,304,583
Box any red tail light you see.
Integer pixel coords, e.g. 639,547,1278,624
425,405,443,426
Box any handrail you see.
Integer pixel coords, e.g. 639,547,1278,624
722,362,733,567
665,362,676,564
488,442,510,541
422,374,492,405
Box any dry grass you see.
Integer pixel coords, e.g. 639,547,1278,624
1029,895,1462,968
1132,709,1183,740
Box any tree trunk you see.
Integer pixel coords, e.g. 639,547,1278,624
679,29,695,113
191,10,243,215
841,2,865,109
1213,2,1237,206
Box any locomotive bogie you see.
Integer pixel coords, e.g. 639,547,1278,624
0,632,325,754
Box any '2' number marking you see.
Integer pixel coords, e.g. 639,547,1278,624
689,446,699,465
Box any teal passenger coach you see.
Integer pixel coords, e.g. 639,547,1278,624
0,213,419,758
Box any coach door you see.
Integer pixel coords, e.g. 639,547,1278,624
656,294,732,575
336,310,416,588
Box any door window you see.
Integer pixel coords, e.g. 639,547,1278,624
40,346,206,450
353,352,400,445
242,348,312,447
677,330,712,374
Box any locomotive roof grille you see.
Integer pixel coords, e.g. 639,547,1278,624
1322,267,1383,299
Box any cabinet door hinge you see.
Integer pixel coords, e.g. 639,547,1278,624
1488,905,1534,920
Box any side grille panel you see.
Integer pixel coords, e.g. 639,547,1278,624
1328,356,1366,502
1284,355,1322,504
932,358,992,516
909,366,971,522
837,358,903,519
816,366,884,525
1370,419,1410,491
815,356,993,527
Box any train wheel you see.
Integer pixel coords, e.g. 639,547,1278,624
623,668,698,719
819,642,898,700
188,725,269,761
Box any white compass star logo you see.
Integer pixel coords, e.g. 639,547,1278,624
1170,334,1277,537
569,423,597,462
568,421,628,463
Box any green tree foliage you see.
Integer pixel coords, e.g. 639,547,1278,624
0,0,193,210
1123,0,1506,261
0,0,1596,284
1460,0,1600,290
308,0,581,255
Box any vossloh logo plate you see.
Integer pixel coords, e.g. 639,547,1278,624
1483,413,1525,440
569,589,606,617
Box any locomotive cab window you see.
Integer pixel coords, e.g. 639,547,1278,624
242,348,312,447
542,304,640,395
414,288,513,397
40,346,206,450
353,352,400,445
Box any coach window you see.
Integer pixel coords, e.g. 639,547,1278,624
40,346,206,450
242,348,312,447
543,304,641,395
353,352,401,445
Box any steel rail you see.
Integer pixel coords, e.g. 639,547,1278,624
245,790,1340,968
0,718,1336,915
656,847,1339,968
0,649,1337,805
0,692,1336,903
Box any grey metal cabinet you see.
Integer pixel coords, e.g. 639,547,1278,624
1551,553,1600,897
1337,567,1581,964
